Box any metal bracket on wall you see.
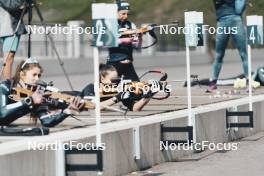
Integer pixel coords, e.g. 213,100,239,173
226,110,254,128
65,146,103,175
160,124,193,146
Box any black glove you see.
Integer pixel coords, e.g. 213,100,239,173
113,91,131,103
142,80,161,98
149,79,161,93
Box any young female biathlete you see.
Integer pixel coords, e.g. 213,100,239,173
81,64,160,112
0,58,84,127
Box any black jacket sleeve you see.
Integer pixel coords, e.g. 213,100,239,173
121,99,135,111
35,105,69,128
81,84,95,97
0,81,32,126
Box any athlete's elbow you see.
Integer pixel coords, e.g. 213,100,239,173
42,123,55,128
0,110,11,125
40,120,56,128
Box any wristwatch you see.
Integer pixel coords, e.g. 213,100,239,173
23,97,33,109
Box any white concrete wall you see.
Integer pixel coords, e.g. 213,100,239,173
1,101,264,176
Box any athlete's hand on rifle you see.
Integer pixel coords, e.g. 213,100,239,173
149,80,161,93
118,37,133,45
31,88,51,105
142,80,161,99
118,28,141,45
31,91,44,105
63,97,85,115
113,91,134,103
118,37,141,47
67,97,85,112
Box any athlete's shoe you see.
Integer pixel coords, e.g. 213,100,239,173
206,81,217,93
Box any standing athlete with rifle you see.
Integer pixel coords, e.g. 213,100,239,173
107,1,141,82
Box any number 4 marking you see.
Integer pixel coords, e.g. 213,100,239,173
249,27,256,44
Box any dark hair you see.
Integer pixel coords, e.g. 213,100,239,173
12,60,43,86
99,64,117,82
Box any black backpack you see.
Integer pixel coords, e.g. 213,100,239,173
0,0,25,11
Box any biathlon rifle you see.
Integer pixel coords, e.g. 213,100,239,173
10,81,95,110
100,72,201,99
119,22,179,49
100,80,171,100
119,22,179,37
100,70,171,100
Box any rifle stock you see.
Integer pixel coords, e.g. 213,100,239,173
11,87,95,109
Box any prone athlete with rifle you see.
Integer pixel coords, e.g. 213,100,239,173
81,64,169,112
0,57,90,128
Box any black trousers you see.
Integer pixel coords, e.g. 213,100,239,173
107,62,140,82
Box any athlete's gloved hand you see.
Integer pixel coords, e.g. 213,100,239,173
149,79,161,94
113,91,132,103
142,80,161,99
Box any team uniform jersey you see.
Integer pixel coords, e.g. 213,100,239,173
108,20,137,62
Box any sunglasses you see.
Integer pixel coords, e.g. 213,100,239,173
21,57,39,70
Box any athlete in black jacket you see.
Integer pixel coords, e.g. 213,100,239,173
107,1,141,82
81,64,160,112
0,58,84,127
